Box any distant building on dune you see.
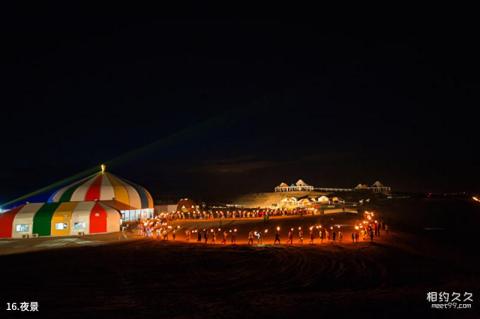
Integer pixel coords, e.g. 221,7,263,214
274,179,391,194
275,179,314,192
354,181,391,194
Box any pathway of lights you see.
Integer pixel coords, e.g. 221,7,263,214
137,209,381,244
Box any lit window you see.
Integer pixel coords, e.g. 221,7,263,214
15,224,29,232
73,222,86,230
55,223,68,230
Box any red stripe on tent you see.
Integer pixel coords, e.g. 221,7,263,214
84,175,103,201
89,202,107,233
0,206,24,238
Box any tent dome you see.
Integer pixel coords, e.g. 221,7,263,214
49,171,153,210
298,198,312,207
318,196,330,204
177,198,197,212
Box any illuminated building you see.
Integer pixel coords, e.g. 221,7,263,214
0,167,154,238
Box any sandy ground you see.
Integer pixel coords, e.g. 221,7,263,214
0,232,131,256
0,206,479,318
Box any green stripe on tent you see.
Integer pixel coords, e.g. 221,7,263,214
59,178,87,202
32,203,61,236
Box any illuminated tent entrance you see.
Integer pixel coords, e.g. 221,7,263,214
102,200,153,222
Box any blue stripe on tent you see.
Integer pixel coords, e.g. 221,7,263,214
47,173,98,203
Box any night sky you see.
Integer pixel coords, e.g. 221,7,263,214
1,8,479,204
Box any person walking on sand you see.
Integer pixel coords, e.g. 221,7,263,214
288,229,293,245
172,229,176,241
369,228,374,242
256,231,262,244
222,230,228,244
211,230,216,244
320,229,324,243
351,232,355,243
197,229,202,242
332,230,336,242
232,229,237,244
298,227,304,244
204,229,208,244
248,231,254,245
355,231,359,243
338,231,343,242
309,228,315,244
274,229,281,245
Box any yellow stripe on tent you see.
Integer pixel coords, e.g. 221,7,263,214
51,202,78,236
107,173,130,207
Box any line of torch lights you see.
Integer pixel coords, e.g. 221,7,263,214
144,210,379,239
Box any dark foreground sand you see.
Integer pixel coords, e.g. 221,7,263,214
0,200,479,319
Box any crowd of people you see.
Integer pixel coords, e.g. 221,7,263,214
134,210,388,246
136,222,388,246
352,211,388,242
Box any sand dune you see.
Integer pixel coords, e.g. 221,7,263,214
0,200,479,318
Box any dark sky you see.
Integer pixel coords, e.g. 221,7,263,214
1,8,479,204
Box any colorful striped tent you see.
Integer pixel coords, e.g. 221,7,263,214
0,201,120,238
49,172,153,210
0,169,154,238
